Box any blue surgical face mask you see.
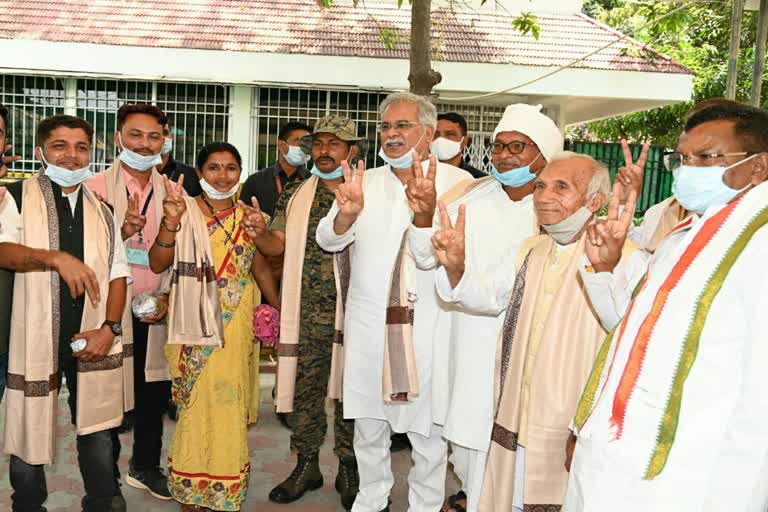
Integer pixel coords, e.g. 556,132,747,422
672,154,758,214
311,164,344,180
161,137,173,156
491,152,542,188
117,134,162,172
39,150,92,187
283,145,310,167
379,147,416,169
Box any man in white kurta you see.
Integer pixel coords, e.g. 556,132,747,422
408,104,564,512
316,93,467,512
566,101,768,511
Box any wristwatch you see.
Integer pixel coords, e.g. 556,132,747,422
101,320,123,337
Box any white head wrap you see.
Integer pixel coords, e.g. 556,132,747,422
492,103,564,162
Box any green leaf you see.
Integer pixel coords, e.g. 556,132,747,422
378,28,400,50
512,11,541,41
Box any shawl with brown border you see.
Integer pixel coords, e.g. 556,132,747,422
166,196,223,347
276,175,419,410
4,175,131,464
478,235,636,511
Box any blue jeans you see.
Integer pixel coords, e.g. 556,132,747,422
0,351,8,402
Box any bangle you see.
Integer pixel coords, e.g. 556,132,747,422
161,218,181,232
155,238,176,249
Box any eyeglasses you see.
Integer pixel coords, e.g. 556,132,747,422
663,151,750,171
490,141,529,155
379,121,421,132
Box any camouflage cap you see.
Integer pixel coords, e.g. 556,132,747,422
313,115,359,142
299,115,360,155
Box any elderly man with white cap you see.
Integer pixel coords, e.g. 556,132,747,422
406,104,564,512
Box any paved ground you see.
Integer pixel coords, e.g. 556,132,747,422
0,374,459,511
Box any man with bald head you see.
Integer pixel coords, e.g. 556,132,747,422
432,152,638,511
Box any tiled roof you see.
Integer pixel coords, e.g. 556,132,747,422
0,0,691,74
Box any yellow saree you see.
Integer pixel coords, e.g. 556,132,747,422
166,206,261,511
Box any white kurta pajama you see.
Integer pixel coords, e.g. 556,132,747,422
567,186,768,512
316,161,468,512
408,177,536,512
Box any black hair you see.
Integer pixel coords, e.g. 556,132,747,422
0,104,8,134
437,112,469,136
684,100,768,154
278,121,312,142
36,115,94,145
196,142,243,171
117,103,168,130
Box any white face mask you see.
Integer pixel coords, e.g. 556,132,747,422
39,149,92,187
200,178,239,200
429,137,463,161
283,145,310,166
117,133,163,172
161,137,173,156
541,205,594,245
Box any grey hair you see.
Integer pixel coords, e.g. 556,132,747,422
379,92,437,128
548,150,611,208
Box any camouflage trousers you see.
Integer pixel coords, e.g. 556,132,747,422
291,322,355,461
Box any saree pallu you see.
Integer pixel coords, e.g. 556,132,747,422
167,207,261,511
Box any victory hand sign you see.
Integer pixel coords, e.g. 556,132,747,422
406,154,438,227
585,180,636,273
431,201,466,288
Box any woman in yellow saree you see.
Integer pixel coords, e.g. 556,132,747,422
149,142,279,511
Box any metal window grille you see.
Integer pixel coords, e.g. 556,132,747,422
157,83,229,169
250,86,388,172
76,79,153,172
77,79,229,172
250,86,511,173
0,75,66,176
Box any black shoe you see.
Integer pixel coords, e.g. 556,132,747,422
126,462,172,500
111,480,127,512
116,412,134,434
268,455,323,504
389,433,411,452
335,458,359,510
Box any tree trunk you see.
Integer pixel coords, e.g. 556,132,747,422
408,0,442,96
750,0,768,106
726,0,745,100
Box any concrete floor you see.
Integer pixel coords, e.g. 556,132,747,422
0,373,459,511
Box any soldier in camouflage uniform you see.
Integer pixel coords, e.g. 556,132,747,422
268,115,363,510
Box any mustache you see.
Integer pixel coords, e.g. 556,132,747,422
384,137,406,146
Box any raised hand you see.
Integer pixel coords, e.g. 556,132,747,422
615,140,649,204
121,191,147,240
405,153,437,218
431,202,466,287
238,197,268,240
334,160,365,217
162,174,186,222
585,180,636,273
0,144,21,179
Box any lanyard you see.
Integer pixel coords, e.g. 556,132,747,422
275,175,283,195
126,187,154,243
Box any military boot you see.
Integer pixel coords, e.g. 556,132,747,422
335,458,359,510
268,455,324,503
